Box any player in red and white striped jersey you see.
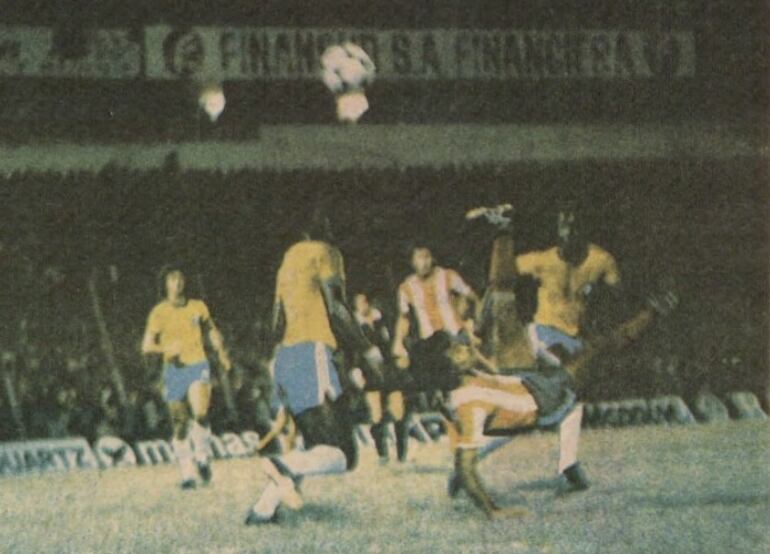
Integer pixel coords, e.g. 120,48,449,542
392,245,479,393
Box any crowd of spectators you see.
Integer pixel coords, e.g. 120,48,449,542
0,160,765,442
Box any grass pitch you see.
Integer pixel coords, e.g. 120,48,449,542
0,420,767,553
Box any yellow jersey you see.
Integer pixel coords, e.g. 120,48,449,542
145,299,211,365
276,240,345,349
515,244,619,337
450,373,538,449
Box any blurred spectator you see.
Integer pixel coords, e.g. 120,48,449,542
0,165,764,442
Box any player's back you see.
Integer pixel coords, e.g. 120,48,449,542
276,240,340,349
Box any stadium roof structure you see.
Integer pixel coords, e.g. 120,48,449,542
0,122,761,173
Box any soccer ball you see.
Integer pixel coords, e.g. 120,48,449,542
320,42,376,94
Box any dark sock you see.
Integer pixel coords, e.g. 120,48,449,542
371,422,389,459
394,420,409,462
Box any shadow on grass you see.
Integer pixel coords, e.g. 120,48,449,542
637,492,769,510
386,464,446,476
509,477,561,493
540,491,769,520
279,503,353,525
406,465,447,475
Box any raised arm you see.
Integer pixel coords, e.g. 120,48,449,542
488,233,518,288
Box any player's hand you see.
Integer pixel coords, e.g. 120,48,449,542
349,367,366,390
465,204,513,230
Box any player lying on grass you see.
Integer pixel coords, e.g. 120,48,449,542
443,291,676,519
441,210,678,519
468,202,623,491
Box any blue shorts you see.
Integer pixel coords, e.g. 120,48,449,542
272,342,342,416
163,360,211,402
528,324,584,367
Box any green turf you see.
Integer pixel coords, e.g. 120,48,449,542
0,421,767,553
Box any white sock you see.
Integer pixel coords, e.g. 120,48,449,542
476,436,512,463
172,437,196,481
279,445,347,478
190,420,211,464
558,403,583,474
252,481,282,519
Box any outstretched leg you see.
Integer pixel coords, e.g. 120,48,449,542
246,399,356,525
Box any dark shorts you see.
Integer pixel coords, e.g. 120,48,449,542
293,397,358,470
363,364,413,393
501,366,577,429
408,331,467,393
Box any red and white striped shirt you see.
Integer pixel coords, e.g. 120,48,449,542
398,267,472,339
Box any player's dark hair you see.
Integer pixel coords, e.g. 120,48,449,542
299,201,334,242
157,263,186,299
409,241,433,257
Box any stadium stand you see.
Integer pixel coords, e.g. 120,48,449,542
0,159,766,441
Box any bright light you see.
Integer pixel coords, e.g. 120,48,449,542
320,42,376,123
199,84,226,122
336,90,369,123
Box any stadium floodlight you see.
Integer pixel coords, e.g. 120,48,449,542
198,83,226,123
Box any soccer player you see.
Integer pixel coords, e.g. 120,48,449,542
354,292,410,464
444,287,676,519
245,215,383,525
141,266,232,489
470,203,621,490
392,245,479,394
517,204,621,365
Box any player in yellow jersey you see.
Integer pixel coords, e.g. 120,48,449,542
515,205,620,365
441,212,677,517
464,203,621,493
141,266,232,489
245,214,383,525
443,290,676,518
